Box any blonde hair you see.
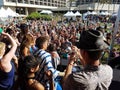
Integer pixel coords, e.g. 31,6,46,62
26,34,34,44
21,34,35,48
0,42,5,55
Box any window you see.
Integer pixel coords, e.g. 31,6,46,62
16,7,25,14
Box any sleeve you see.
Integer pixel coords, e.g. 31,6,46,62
63,73,86,90
31,46,38,54
63,74,74,90
44,53,59,79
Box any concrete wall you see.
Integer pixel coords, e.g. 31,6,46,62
94,3,119,13
74,3,119,13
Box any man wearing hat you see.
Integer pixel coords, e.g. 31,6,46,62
63,30,113,90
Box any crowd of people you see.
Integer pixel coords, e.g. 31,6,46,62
0,16,119,90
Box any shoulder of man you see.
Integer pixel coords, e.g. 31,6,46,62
63,73,86,90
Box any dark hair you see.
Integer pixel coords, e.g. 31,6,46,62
35,36,49,49
47,43,56,52
17,55,39,90
87,50,103,60
20,23,28,34
18,55,39,78
6,28,13,35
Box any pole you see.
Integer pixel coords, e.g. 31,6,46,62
108,5,120,61
15,0,18,14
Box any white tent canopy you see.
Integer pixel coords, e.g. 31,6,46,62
99,12,107,15
0,7,8,17
64,11,76,20
64,11,71,16
84,11,92,15
64,11,76,17
112,12,117,16
6,7,16,17
99,11,111,16
75,11,82,16
91,11,97,15
40,10,53,14
82,11,92,20
0,7,19,17
104,11,111,15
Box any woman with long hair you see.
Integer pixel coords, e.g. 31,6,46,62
17,55,45,90
19,33,35,58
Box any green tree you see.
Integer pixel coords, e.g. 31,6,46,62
26,12,52,20
26,12,40,20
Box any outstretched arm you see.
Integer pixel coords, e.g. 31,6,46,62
1,32,17,72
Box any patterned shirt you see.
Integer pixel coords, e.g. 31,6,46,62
63,64,113,90
34,49,59,87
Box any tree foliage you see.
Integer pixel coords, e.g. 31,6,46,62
26,12,52,20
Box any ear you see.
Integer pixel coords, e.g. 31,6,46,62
80,49,88,65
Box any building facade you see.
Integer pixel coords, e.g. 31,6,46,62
0,0,120,15
53,0,120,13
71,0,120,13
0,0,67,15
75,0,120,5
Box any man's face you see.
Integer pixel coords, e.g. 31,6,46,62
44,40,49,50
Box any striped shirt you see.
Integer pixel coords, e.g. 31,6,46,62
34,49,59,87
